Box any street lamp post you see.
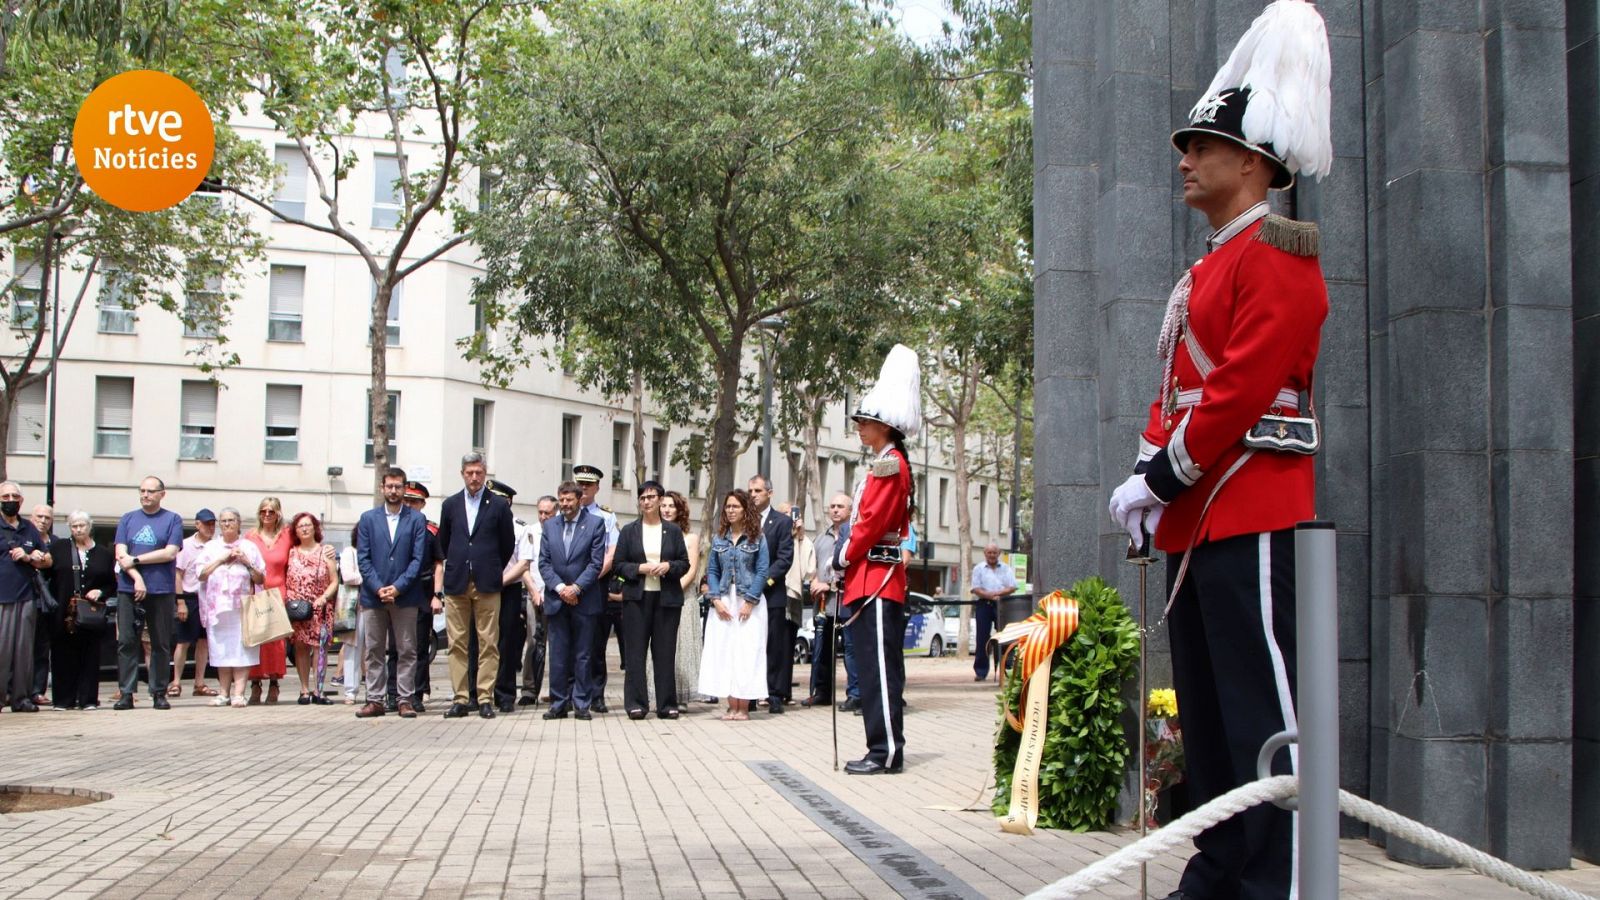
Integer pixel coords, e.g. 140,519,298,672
44,227,60,508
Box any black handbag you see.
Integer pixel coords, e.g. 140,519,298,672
285,598,313,622
69,549,108,630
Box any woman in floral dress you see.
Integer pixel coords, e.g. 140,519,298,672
285,512,338,704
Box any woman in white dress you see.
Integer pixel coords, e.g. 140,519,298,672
197,508,266,707
696,489,770,721
663,491,705,706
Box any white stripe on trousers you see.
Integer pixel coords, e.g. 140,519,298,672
1259,533,1300,900
874,596,900,766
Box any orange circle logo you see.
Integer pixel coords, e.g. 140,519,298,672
72,70,216,212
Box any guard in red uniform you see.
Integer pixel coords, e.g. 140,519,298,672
1107,3,1333,897
835,344,919,775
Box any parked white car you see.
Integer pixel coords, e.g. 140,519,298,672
793,591,946,661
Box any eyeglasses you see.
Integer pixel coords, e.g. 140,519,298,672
639,494,660,501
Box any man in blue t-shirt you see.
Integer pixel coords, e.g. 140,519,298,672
112,476,184,710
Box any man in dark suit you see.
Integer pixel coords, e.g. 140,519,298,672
435,452,517,720
464,478,531,714
747,475,794,713
354,467,429,718
537,480,607,720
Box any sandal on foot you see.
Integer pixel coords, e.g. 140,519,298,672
167,683,182,697
192,684,218,697
266,681,280,704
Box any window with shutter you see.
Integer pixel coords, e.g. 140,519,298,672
6,381,46,454
268,265,304,342
265,385,301,462
364,391,398,465
368,280,401,346
179,380,217,460
11,254,41,330
273,146,307,219
95,377,133,457
561,415,579,483
472,400,492,456
97,270,135,333
183,264,221,338
372,154,402,229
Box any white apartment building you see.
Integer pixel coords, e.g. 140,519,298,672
3,100,1014,595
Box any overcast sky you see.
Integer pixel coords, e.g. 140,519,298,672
893,0,958,47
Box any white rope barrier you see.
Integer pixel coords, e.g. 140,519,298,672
1023,775,1596,900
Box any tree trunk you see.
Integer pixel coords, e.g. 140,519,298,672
630,372,646,489
947,354,982,661
0,393,12,484
702,338,745,534
369,281,393,501
801,392,824,530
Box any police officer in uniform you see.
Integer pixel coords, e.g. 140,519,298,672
1108,4,1333,896
835,345,920,775
572,464,620,712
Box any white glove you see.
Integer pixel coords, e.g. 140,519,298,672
1108,474,1163,545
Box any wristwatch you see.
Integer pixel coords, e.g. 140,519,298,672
434,591,445,600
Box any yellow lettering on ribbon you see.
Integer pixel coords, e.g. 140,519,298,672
994,591,1080,836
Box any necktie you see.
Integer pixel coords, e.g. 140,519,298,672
563,519,575,552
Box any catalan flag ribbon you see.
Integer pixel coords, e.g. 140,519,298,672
993,591,1080,835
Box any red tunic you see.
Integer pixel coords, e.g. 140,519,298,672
843,447,913,603
1140,218,1328,554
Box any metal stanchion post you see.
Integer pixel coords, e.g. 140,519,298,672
1295,521,1339,899
1127,529,1156,900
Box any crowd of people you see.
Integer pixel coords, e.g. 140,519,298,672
0,344,927,776
0,464,867,723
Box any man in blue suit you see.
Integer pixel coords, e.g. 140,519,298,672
537,480,607,720
355,467,428,719
436,452,518,720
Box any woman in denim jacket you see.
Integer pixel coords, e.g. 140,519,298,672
697,489,770,721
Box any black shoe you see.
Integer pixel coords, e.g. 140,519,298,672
800,695,830,708
411,699,426,714
836,698,860,712
496,700,515,714
768,699,785,714
517,695,538,707
1162,893,1195,900
12,699,39,713
575,709,593,721
844,758,903,775
298,693,311,705
543,706,570,720
112,696,134,711
384,696,400,713
443,703,472,719
974,674,988,682
152,695,171,710
627,709,647,720
478,703,496,719
592,701,609,714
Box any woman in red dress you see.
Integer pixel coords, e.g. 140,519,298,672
245,497,291,704
286,512,338,704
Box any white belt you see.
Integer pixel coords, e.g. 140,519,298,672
1173,387,1299,411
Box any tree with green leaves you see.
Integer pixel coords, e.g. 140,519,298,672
471,0,927,527
221,0,525,497
0,1,268,482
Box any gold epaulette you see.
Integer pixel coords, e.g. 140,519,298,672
870,456,900,477
1255,214,1320,257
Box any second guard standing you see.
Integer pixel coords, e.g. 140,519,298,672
835,345,921,775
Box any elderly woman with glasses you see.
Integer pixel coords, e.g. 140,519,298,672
197,508,265,707
244,497,290,704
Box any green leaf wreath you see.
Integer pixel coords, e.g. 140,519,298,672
992,577,1141,831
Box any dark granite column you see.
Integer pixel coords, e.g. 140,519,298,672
1031,0,1104,598
1568,0,1600,865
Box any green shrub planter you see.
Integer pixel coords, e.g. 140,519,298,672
992,576,1140,832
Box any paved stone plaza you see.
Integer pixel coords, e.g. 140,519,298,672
1,655,1597,899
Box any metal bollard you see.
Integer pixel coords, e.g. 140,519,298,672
1295,521,1339,900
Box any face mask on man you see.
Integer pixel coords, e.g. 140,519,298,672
0,501,20,518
